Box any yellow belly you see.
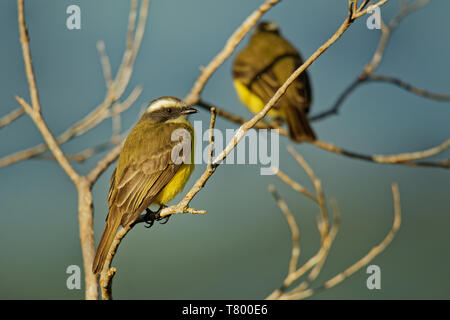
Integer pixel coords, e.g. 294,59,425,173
233,80,283,118
153,162,194,205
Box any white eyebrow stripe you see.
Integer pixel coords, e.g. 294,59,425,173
146,98,185,113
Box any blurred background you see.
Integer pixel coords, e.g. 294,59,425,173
0,0,449,299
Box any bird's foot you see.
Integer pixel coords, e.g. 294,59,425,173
144,208,156,228
144,205,169,228
155,204,170,224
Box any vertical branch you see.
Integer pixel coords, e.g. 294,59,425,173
77,178,98,300
287,146,329,239
207,107,217,169
96,41,113,89
16,0,98,299
268,185,301,274
99,225,132,300
17,0,39,112
15,0,151,300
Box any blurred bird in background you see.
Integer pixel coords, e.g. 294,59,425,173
233,21,316,142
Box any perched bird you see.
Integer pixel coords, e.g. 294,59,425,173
92,96,197,274
233,21,316,142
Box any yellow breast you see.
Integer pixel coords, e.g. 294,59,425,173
153,162,194,205
153,121,195,205
233,80,283,118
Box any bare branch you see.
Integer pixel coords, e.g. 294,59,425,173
287,146,329,238
14,84,79,183
352,0,389,19
314,0,437,122
309,78,361,121
99,225,131,300
267,208,340,300
267,154,402,300
282,183,401,300
0,1,147,169
313,139,450,168
207,107,217,168
17,0,40,112
273,168,317,203
295,199,341,292
14,0,150,300
37,135,123,163
87,142,124,185
358,0,371,11
266,149,338,300
184,0,281,105
368,74,450,101
156,0,391,220
0,108,25,129
96,40,113,89
269,185,301,275
197,100,288,134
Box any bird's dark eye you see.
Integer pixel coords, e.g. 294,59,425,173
167,108,172,114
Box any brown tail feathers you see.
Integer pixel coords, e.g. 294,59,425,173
284,104,316,143
92,212,122,274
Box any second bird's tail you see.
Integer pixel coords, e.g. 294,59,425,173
284,104,316,143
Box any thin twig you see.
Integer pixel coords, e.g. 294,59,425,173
96,40,113,89
287,146,329,237
266,150,337,300
156,0,391,220
14,0,150,300
273,168,317,203
368,74,450,101
184,0,281,105
313,139,450,168
99,225,131,300
0,1,147,169
87,142,124,185
295,199,341,292
37,135,124,163
267,209,340,300
282,183,401,300
312,0,436,122
17,0,39,112
197,100,288,134
207,107,217,169
269,185,301,275
352,0,389,19
0,108,24,129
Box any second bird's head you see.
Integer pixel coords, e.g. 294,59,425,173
142,96,197,123
255,21,280,35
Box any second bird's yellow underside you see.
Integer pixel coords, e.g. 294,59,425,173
233,80,283,118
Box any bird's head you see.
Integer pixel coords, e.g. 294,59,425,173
143,96,197,123
255,21,280,35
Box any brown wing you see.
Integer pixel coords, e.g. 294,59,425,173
117,160,181,227
233,32,311,112
107,121,193,227
93,121,193,274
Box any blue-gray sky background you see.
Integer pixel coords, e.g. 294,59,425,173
0,0,449,299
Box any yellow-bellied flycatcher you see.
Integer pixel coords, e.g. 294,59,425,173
93,96,196,274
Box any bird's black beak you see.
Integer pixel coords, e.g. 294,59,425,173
182,107,198,115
